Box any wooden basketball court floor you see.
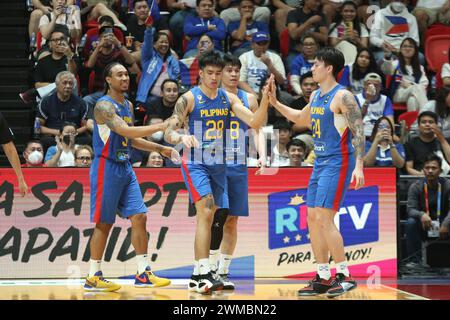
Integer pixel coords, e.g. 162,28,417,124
1,278,448,300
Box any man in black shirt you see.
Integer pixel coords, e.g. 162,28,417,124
406,154,450,265
146,79,179,121
0,112,28,197
286,0,327,67
35,26,77,88
405,111,450,175
37,71,90,152
126,0,169,51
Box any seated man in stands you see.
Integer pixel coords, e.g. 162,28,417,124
22,140,46,167
406,154,450,267
83,25,136,110
269,119,292,167
145,79,179,121
183,0,226,58
21,26,77,104
405,111,450,175
238,32,290,104
81,15,125,62
286,138,307,167
227,0,269,57
37,71,90,152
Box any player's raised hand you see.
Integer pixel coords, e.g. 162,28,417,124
181,135,200,148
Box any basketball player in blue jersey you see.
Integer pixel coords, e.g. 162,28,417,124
208,54,268,291
267,47,365,298
164,51,270,294
84,62,178,292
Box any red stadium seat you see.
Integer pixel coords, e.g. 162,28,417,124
425,34,450,73
280,28,290,59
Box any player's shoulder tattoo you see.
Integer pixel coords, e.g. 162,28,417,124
94,100,116,123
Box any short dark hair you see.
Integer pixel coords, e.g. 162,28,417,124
25,140,43,150
59,121,77,133
98,15,114,26
161,79,179,92
133,0,147,7
222,53,241,69
286,139,306,152
199,51,225,70
273,119,292,131
424,154,442,168
316,47,345,79
300,71,314,84
418,111,438,124
196,0,213,6
51,24,70,38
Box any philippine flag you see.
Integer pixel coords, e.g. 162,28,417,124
145,0,161,26
385,16,409,35
180,57,200,87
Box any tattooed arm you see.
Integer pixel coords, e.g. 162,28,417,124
164,92,199,148
94,100,166,139
340,90,365,189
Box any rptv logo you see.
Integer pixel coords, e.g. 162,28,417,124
268,186,379,250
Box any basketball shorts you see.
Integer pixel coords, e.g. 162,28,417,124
306,154,355,211
90,158,147,224
181,160,229,208
226,165,249,217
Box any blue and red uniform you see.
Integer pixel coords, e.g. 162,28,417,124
90,95,147,224
224,89,250,216
181,87,231,207
306,85,356,211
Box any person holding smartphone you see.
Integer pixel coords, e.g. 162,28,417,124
364,116,406,168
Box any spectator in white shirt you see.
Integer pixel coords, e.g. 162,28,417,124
238,31,286,98
369,0,420,63
381,38,429,112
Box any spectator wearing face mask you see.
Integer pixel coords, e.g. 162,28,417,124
44,122,78,167
369,0,420,63
22,140,46,167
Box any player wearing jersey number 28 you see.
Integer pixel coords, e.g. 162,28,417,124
164,51,270,294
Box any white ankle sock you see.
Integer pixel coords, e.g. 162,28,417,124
317,263,331,280
89,259,102,277
218,254,232,275
198,258,210,275
136,254,150,274
193,261,199,276
335,261,349,277
209,250,220,272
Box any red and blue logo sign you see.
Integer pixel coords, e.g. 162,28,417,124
268,186,379,249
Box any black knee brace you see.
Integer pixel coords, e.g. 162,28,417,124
210,208,229,250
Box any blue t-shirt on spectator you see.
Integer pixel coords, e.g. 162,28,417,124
183,15,226,52
227,20,269,53
290,54,313,77
365,141,405,167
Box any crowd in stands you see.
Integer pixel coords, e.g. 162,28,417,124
19,0,449,171
16,0,450,269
